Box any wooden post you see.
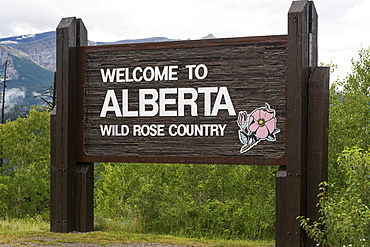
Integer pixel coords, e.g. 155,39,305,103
306,67,329,246
285,1,311,244
275,165,287,245
51,17,93,233
74,163,94,232
276,1,320,246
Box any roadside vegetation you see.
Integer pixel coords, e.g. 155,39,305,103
1,47,370,246
298,48,370,246
0,218,274,246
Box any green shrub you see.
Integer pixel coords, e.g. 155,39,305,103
299,148,370,246
94,163,277,240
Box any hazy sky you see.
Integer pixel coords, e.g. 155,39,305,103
1,0,370,81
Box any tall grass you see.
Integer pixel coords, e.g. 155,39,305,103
0,216,49,232
0,218,274,247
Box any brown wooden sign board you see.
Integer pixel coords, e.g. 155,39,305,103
51,1,329,246
75,36,287,165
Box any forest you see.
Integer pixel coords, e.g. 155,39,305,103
1,47,370,246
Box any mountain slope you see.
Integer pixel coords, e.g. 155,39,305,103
94,36,179,46
0,45,54,109
0,31,56,71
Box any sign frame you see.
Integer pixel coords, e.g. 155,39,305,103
50,1,329,246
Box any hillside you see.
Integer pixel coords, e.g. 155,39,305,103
0,31,56,71
0,45,54,120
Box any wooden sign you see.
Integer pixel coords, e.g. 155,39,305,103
75,36,287,165
51,1,329,246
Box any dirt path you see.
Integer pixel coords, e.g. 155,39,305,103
0,237,188,247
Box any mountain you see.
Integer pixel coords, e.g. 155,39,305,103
0,44,54,120
94,37,180,46
0,32,187,72
0,31,215,72
0,31,56,119
0,31,215,119
0,31,56,71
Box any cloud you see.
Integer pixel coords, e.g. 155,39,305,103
316,0,370,81
1,0,370,83
1,87,26,113
0,0,62,38
0,0,294,40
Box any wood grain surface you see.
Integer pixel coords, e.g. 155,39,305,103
75,36,288,165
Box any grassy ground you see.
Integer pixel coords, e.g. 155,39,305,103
0,218,275,247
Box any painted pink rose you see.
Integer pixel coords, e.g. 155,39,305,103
237,111,248,129
247,106,277,139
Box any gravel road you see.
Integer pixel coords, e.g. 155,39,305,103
0,237,189,247
0,243,187,247
0,245,186,247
